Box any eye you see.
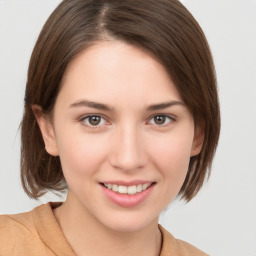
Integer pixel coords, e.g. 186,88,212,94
81,115,108,128
148,115,174,126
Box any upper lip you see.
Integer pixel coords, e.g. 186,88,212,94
99,180,155,186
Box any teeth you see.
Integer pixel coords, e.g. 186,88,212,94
142,183,148,190
112,184,118,192
137,184,142,193
103,183,152,194
118,185,127,194
127,185,136,195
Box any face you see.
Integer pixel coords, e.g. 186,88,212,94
36,41,203,232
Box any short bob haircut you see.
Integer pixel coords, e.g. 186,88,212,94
21,0,220,202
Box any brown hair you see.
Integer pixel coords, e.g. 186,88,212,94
21,0,220,201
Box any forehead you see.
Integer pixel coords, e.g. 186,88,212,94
58,40,182,107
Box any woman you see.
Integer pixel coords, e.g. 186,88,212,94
0,0,220,255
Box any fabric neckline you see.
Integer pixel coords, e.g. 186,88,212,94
32,202,76,255
32,201,174,256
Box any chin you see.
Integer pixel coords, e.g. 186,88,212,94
97,211,159,233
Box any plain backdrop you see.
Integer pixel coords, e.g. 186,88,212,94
0,1,255,255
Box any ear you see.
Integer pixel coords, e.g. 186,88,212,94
31,105,59,156
190,123,204,157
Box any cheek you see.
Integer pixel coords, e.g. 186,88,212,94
55,128,109,178
149,133,193,205
148,129,194,179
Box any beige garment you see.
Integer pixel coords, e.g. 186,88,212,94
0,202,208,256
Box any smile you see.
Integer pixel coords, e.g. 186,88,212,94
103,183,152,195
100,181,156,207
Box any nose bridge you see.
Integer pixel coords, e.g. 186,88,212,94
109,121,146,171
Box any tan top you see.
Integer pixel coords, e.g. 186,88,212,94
0,202,208,256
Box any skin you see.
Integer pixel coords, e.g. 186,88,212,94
33,41,204,256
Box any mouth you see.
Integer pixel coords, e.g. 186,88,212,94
100,181,156,207
100,182,156,195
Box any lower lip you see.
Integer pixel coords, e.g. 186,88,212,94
101,184,155,208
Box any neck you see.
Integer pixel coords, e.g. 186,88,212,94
53,191,162,256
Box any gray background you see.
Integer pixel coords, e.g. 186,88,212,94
0,0,255,255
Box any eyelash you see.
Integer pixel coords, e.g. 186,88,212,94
79,114,176,129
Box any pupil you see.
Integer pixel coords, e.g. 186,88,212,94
89,116,100,125
154,115,165,124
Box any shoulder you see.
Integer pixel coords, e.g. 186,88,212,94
0,203,62,255
0,202,71,256
159,225,209,256
0,209,35,236
0,209,37,254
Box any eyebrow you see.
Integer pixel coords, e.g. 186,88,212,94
147,101,184,111
69,99,184,111
70,99,113,111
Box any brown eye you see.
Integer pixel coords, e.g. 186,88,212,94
88,116,101,126
148,115,174,126
154,115,166,125
82,115,107,128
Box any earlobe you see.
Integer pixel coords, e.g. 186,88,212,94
31,105,59,156
191,124,204,157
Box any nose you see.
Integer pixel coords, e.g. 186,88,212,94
109,123,147,172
